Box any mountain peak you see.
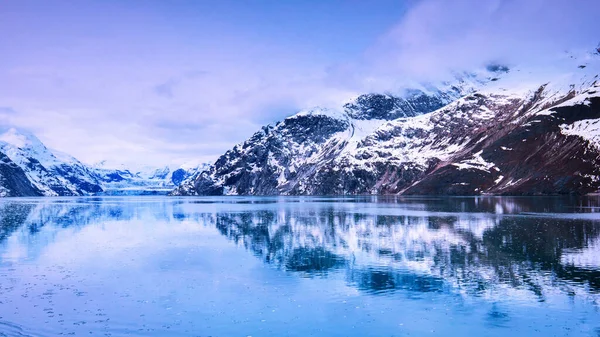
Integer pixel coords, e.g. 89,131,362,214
289,107,347,121
0,127,45,150
0,127,60,169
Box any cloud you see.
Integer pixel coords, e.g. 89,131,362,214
336,0,600,90
183,70,209,79
153,79,178,98
153,70,209,99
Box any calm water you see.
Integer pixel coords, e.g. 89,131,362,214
1,196,600,336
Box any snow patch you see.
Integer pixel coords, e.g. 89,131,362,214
453,151,496,172
560,118,600,150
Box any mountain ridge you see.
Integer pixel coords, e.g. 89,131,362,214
173,50,600,196
3,51,600,197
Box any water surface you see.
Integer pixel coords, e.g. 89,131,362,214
1,196,600,336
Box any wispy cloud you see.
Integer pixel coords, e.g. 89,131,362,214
153,70,209,99
153,79,178,99
328,0,600,91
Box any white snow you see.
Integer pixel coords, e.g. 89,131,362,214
560,118,600,150
0,128,29,148
453,151,496,172
0,128,64,169
290,107,347,121
92,160,211,192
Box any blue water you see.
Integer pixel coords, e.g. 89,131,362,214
0,196,599,336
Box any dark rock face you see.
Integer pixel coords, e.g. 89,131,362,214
171,168,188,186
486,63,510,73
0,152,42,197
405,97,600,195
344,94,410,120
344,90,458,121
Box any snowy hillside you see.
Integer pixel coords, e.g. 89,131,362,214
174,48,600,196
0,128,103,196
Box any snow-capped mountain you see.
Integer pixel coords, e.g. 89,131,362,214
173,48,600,196
0,128,206,197
0,128,103,196
91,161,209,195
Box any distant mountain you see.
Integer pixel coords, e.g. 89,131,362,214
173,49,600,196
91,161,209,195
0,128,103,196
0,128,207,197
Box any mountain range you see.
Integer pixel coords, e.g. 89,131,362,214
173,48,600,196
2,48,600,197
90,160,208,195
0,128,203,197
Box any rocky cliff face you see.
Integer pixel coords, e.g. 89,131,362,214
174,51,600,196
0,151,42,197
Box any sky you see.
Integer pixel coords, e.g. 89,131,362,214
0,0,599,168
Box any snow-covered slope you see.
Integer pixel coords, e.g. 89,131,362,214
0,128,103,196
174,48,600,196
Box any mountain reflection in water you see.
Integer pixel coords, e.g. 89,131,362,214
209,198,600,298
0,196,599,336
